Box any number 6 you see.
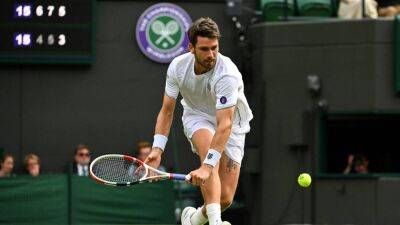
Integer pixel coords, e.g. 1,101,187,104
59,6,66,17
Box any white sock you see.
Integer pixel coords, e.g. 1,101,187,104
206,203,222,225
190,206,208,225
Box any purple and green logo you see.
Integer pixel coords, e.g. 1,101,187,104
136,3,192,63
220,96,227,104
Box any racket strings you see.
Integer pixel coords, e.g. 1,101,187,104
91,157,146,184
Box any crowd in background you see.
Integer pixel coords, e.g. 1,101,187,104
1,142,370,178
343,154,370,174
0,153,41,178
0,141,165,178
338,0,400,19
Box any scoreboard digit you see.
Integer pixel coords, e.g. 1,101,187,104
0,0,95,64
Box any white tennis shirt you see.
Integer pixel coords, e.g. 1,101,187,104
165,52,253,134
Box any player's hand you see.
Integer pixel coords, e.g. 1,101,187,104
188,164,213,186
144,148,163,170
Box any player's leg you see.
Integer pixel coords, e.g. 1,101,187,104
218,131,245,211
180,112,236,225
180,113,218,225
191,129,222,225
188,152,240,225
188,129,242,225
194,150,241,219
218,153,241,211
193,153,240,217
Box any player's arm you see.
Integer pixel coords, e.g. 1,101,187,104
145,62,179,168
154,94,176,137
145,95,176,169
209,106,235,155
208,75,239,155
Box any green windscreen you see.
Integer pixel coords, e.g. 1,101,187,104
70,175,175,225
0,174,176,225
0,174,69,225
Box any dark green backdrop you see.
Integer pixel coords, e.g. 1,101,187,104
0,175,175,225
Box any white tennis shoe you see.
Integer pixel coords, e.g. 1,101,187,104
181,207,231,225
181,206,196,225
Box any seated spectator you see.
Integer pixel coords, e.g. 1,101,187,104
0,153,15,178
378,0,400,17
338,0,378,19
24,154,40,177
343,154,370,174
71,144,91,176
136,141,166,171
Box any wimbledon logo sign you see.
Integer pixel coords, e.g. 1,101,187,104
136,3,192,63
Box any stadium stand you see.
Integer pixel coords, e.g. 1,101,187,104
297,0,334,17
261,0,296,21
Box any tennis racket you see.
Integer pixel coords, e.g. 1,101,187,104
89,154,190,186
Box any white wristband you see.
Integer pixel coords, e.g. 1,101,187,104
203,149,221,167
152,134,168,151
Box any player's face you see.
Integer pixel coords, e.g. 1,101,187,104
190,36,219,71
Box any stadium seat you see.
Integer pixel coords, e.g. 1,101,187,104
261,0,295,22
297,0,333,17
331,0,340,16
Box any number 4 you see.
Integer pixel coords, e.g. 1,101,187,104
36,35,43,45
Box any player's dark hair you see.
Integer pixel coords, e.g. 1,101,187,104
74,144,91,155
188,17,221,46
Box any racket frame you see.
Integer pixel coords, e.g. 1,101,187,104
89,154,188,186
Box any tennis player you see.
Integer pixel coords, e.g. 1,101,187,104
145,17,253,225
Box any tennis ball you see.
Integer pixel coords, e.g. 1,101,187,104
298,173,312,187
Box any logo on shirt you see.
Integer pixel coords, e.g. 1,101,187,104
207,153,213,159
220,96,227,104
136,3,192,63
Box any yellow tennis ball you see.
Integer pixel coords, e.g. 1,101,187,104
298,173,312,187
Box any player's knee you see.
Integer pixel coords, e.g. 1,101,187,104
220,196,233,211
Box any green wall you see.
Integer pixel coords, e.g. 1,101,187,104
0,175,175,225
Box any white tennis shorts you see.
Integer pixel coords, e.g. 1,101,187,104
182,110,246,165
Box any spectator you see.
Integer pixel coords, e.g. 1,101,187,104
338,0,378,19
343,154,370,174
71,144,91,176
24,154,40,177
136,141,166,171
378,0,400,17
0,153,15,178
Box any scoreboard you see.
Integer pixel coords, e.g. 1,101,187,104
0,0,95,64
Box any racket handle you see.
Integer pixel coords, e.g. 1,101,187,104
171,173,191,181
